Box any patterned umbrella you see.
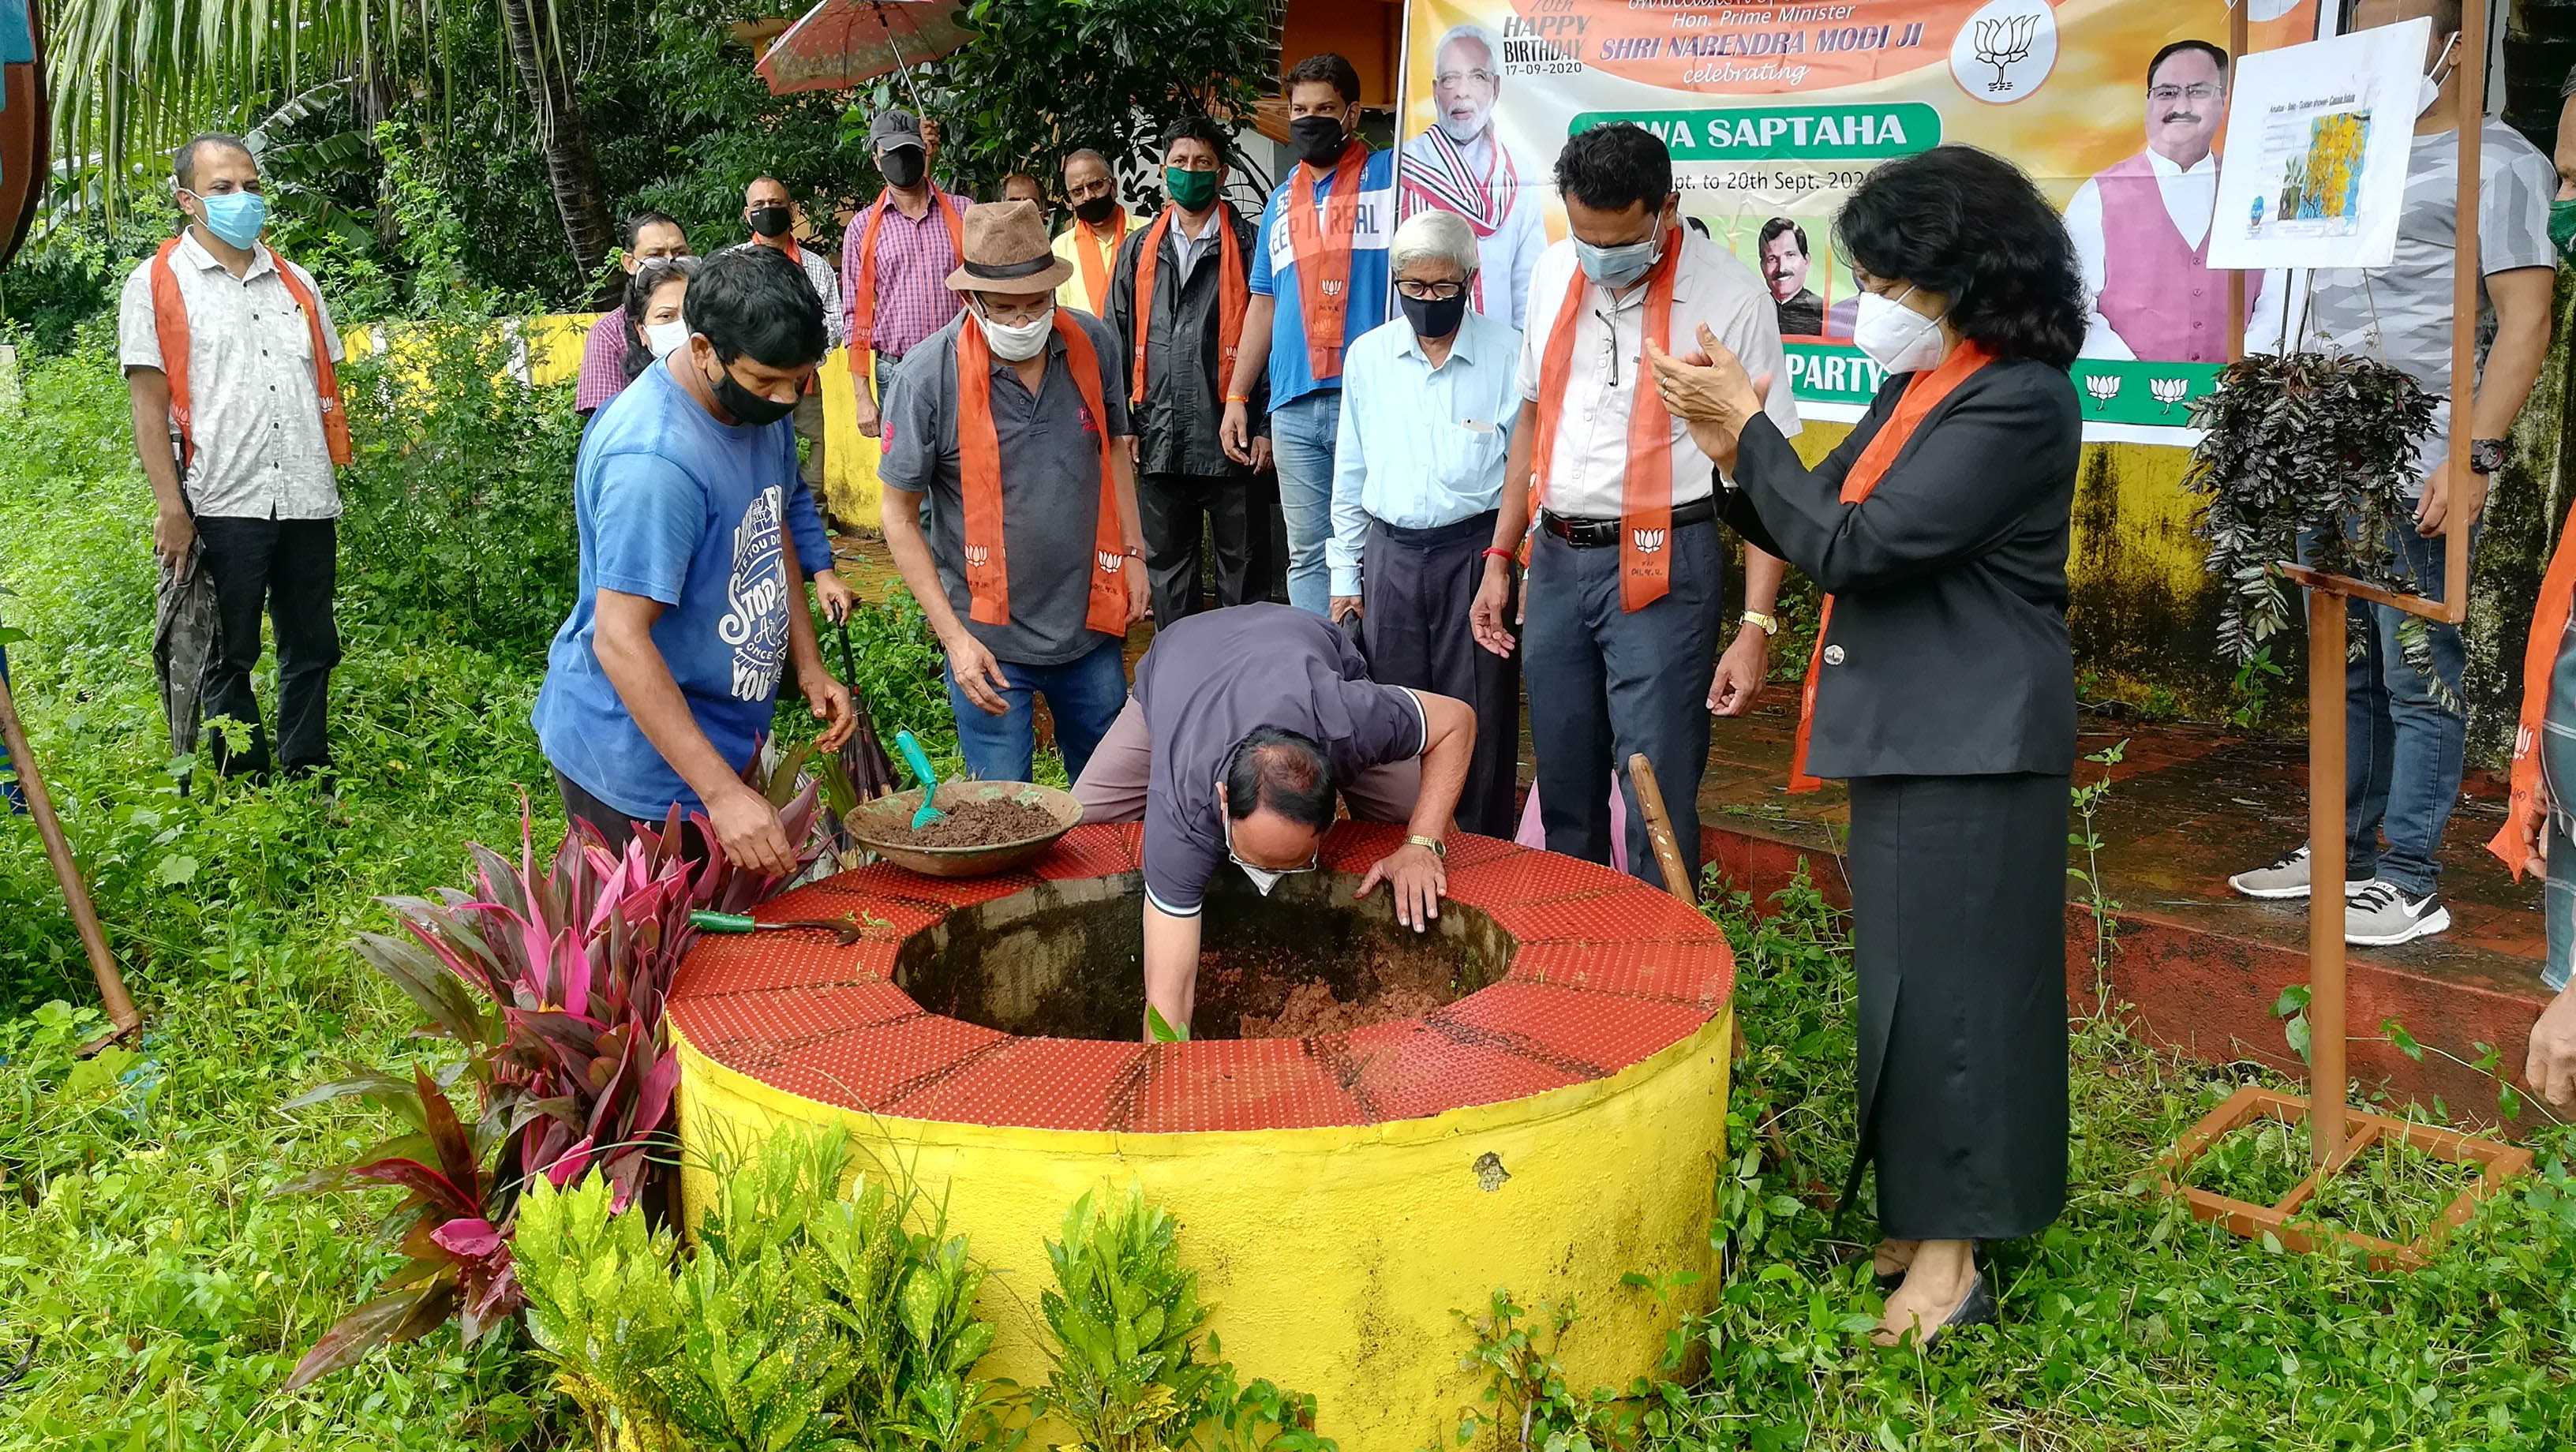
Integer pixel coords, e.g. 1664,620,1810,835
756,0,970,98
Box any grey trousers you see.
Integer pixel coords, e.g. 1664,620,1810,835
1522,515,1724,887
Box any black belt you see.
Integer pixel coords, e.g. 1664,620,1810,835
1538,496,1713,548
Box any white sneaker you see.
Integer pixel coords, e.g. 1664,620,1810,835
2344,880,2451,947
2227,845,2371,901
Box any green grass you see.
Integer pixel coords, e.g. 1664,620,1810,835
3,342,2574,1449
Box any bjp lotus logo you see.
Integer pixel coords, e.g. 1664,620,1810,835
964,544,990,568
2083,373,2123,412
1321,279,1345,298
1631,528,1666,555
1097,550,1126,574
2148,377,2190,414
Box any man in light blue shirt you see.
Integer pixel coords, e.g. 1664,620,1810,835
1325,210,1520,836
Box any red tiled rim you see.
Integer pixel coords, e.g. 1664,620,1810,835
668,822,1734,1134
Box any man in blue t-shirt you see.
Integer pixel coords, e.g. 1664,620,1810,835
1218,53,1398,616
534,245,856,874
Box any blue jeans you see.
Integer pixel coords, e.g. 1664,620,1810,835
2307,520,2475,897
944,638,1129,785
1522,516,1725,887
1267,390,1340,616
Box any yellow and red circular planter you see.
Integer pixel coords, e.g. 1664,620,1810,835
669,821,1735,1452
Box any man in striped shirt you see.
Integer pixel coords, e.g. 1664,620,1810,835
841,110,973,439
575,211,691,418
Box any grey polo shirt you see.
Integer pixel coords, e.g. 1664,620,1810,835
878,309,1133,666
117,233,347,521
1133,604,1427,916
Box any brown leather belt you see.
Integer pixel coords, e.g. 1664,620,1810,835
1538,496,1714,548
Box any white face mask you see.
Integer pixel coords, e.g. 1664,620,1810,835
975,304,1054,362
1852,287,1945,376
2417,32,2460,118
642,320,690,358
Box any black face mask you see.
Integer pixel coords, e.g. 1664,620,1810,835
878,146,926,189
1289,114,1347,169
747,204,793,238
1400,290,1468,342
706,355,799,426
1073,194,1120,226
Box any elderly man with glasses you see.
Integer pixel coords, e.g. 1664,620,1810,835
1326,209,1523,836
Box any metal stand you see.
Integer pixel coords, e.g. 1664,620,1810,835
2160,0,2531,1252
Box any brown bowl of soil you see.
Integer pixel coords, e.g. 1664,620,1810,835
847,781,1083,878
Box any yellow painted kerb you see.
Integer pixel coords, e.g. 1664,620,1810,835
674,1010,1734,1452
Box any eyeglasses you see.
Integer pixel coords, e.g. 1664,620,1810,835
976,298,1054,327
1436,69,1497,87
1222,812,1320,877
2147,83,2222,103
1395,279,1467,301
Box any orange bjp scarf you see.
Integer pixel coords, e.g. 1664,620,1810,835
1282,143,1369,381
1530,230,1683,613
150,237,352,471
2490,494,2576,876
845,189,966,380
1128,203,1246,404
955,310,1131,637
1785,341,1995,791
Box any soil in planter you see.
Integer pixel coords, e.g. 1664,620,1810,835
1195,935,1458,1039
874,796,1060,849
894,873,1503,1041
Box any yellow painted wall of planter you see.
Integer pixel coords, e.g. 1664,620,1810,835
671,1013,1733,1452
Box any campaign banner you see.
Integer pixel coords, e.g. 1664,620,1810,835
1394,0,2327,440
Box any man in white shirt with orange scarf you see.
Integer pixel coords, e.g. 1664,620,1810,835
1471,123,1797,885
120,133,351,781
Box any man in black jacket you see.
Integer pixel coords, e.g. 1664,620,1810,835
1110,116,1270,623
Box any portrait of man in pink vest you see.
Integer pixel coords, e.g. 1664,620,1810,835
2064,39,2259,364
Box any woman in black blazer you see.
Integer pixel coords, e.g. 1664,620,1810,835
1649,146,2083,1347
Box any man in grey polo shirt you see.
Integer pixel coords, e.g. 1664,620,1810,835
878,201,1148,786
1074,604,1477,1038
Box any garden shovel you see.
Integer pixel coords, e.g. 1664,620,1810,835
896,729,946,829
687,911,865,945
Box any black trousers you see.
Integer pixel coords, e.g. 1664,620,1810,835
554,769,709,865
194,515,340,776
1245,471,1290,604
1844,772,2070,1241
1138,472,1254,623
1360,511,1519,838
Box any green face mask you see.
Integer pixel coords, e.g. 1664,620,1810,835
1165,166,1220,211
2552,198,2576,260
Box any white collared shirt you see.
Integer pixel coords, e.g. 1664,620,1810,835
1516,230,1799,519
2066,148,2220,361
118,231,347,521
1329,309,1526,595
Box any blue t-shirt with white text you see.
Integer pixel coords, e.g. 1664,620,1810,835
534,360,801,819
1249,146,1398,409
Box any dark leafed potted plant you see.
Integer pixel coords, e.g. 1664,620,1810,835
2181,351,2450,701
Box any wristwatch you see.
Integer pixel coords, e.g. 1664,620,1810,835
1405,833,1447,859
2467,438,2507,476
1740,610,1780,638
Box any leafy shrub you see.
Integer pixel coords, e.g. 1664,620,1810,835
332,312,585,657
513,1124,1017,1452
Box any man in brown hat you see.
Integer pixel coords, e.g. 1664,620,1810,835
878,200,1149,785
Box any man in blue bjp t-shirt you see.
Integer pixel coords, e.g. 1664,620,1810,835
534,245,856,875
